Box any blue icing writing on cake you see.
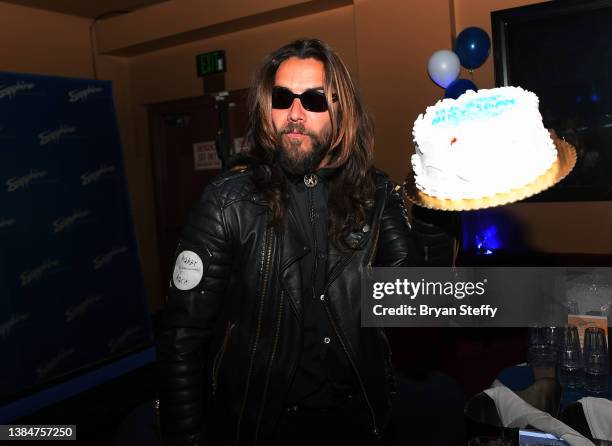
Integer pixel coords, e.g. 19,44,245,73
432,96,517,126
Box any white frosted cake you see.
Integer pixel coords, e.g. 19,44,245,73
411,86,557,200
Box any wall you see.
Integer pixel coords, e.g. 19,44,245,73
0,3,92,77
353,0,453,182
128,5,358,104
95,0,352,55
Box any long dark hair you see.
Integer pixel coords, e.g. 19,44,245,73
245,38,376,251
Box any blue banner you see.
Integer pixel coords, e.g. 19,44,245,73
0,73,152,402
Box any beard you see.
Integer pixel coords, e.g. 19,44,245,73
275,122,331,177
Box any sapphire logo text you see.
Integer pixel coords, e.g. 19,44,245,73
68,86,103,103
93,245,128,270
6,169,48,192
81,165,115,186
65,295,102,322
36,348,75,379
20,259,60,287
108,327,141,353
0,313,30,338
0,81,35,100
39,125,77,145
53,209,90,233
0,217,16,229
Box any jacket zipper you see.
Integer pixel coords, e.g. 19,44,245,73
254,289,285,443
366,222,380,272
235,225,274,444
212,321,235,396
379,327,397,395
308,185,318,299
366,195,395,432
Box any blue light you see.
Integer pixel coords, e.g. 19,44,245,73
474,224,501,255
591,93,600,102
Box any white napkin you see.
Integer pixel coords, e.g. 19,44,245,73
484,383,594,446
579,397,612,441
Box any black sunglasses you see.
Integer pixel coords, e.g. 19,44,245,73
272,86,338,113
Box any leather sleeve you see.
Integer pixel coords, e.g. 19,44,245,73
411,205,458,266
156,184,233,446
374,182,420,267
374,180,457,267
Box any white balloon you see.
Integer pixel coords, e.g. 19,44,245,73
427,50,461,89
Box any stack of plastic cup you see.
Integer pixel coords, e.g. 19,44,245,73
583,327,609,397
557,325,584,391
528,325,559,369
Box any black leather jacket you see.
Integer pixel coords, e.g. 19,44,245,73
156,168,454,446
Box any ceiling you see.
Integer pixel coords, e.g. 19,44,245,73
1,0,171,19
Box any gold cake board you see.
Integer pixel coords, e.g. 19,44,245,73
404,138,576,211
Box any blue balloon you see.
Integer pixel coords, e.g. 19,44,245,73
445,79,478,99
455,27,491,70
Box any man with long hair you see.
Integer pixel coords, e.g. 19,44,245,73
157,38,455,446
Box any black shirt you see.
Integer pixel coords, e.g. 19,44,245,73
285,168,358,408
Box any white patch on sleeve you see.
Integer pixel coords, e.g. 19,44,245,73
172,250,204,291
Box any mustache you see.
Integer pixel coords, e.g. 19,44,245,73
280,123,315,137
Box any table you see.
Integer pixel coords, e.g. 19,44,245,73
496,364,612,407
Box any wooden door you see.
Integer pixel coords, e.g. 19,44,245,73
148,90,249,297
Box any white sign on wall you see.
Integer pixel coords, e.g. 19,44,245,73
193,141,221,171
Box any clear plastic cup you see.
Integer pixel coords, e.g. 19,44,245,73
557,325,584,390
528,325,559,369
583,327,609,397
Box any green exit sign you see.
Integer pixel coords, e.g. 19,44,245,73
196,50,226,77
